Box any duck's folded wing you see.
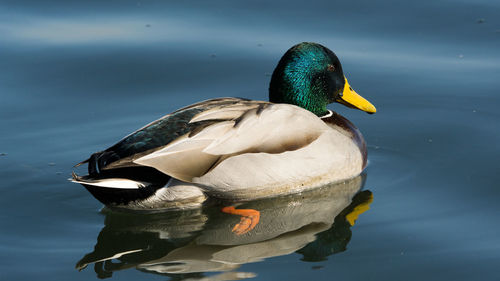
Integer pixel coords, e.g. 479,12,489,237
133,103,330,182
87,98,253,174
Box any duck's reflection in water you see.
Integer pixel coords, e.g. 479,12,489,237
77,174,373,280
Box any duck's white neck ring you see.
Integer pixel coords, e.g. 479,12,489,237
320,110,333,119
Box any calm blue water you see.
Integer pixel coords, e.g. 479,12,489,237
1,0,500,280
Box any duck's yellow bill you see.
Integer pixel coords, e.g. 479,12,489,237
336,77,376,114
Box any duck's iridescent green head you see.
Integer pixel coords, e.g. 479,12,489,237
269,42,376,116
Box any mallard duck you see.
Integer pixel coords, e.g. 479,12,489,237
72,42,376,209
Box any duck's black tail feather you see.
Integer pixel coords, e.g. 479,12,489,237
74,158,89,168
85,151,122,177
74,150,123,177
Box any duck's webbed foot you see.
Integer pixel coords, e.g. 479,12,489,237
222,206,260,235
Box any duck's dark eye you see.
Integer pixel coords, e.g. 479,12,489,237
327,64,335,72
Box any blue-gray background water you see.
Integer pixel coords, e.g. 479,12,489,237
1,0,499,280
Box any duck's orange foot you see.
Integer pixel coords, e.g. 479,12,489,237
222,206,260,235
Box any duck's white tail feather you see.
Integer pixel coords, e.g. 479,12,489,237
71,173,146,189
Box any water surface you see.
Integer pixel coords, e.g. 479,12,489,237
1,0,499,280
